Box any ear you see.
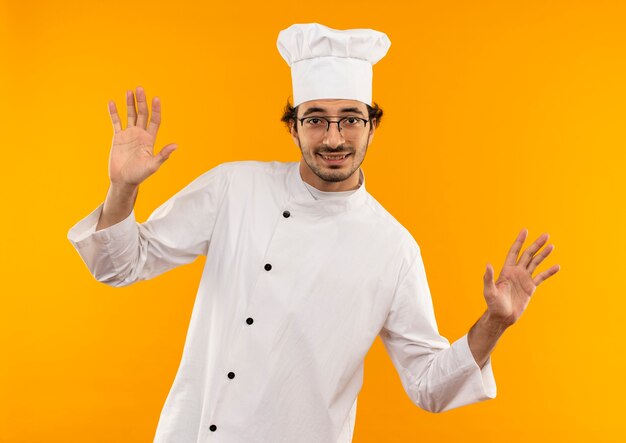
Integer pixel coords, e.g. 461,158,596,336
290,120,300,147
367,118,376,145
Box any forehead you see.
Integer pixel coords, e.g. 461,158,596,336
298,99,368,115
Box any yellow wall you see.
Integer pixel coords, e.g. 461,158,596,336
1,0,624,441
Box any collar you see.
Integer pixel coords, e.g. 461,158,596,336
286,162,369,215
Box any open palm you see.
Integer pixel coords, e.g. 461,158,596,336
108,87,177,187
483,229,560,327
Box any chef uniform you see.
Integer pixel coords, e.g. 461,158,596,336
68,23,496,443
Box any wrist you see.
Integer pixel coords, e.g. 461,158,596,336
97,183,139,231
480,311,509,337
109,182,139,198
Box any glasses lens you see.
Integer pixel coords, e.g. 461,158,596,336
339,117,366,136
302,117,327,134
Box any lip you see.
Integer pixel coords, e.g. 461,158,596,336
317,152,351,165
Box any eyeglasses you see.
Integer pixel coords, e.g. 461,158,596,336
297,116,369,137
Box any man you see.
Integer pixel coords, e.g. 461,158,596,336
68,23,560,443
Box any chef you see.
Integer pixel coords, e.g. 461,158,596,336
68,23,560,443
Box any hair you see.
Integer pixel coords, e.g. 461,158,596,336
280,100,383,133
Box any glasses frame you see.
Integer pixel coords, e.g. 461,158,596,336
297,116,370,134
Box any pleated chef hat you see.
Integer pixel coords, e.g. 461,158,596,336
277,23,391,106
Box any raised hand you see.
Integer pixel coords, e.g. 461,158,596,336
483,229,560,328
107,86,177,188
95,87,177,231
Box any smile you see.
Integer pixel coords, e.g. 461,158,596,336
318,153,350,162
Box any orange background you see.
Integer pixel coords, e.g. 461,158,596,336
1,0,624,441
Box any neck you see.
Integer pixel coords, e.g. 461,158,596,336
299,161,361,192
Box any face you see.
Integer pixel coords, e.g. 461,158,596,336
290,99,376,191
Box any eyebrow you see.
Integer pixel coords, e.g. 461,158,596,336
301,107,366,117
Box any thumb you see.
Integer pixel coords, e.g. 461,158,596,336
484,263,497,296
154,143,178,166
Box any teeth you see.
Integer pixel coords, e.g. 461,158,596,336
321,154,347,160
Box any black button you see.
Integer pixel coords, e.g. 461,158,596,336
246,317,254,325
283,210,291,218
264,263,272,271
209,424,217,432
228,372,235,379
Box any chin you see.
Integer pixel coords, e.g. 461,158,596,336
316,169,355,183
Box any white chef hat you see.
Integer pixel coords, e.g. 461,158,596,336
277,23,391,107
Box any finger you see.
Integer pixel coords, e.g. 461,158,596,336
519,232,549,268
533,264,561,286
126,90,137,127
152,143,178,168
136,86,149,129
528,243,554,274
504,228,528,267
108,100,122,133
147,97,161,139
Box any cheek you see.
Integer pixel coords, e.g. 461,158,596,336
300,138,318,154
358,136,370,153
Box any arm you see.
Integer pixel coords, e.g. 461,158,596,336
468,229,561,368
68,166,229,286
379,230,560,413
68,87,227,286
379,248,497,414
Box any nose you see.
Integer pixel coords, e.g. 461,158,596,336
322,122,345,148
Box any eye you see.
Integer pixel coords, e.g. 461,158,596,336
305,118,324,126
343,117,360,126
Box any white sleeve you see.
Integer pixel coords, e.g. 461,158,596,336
379,250,497,413
67,164,230,287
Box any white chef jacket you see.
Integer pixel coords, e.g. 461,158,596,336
68,161,496,443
